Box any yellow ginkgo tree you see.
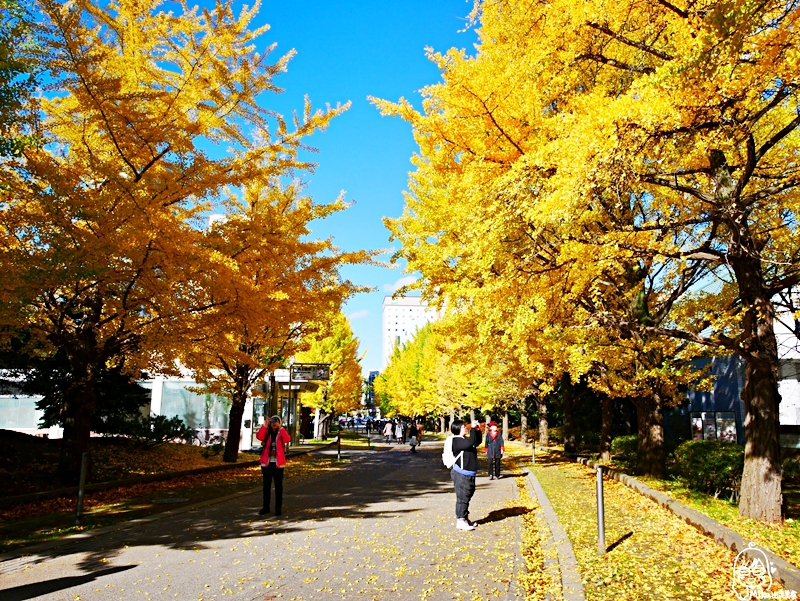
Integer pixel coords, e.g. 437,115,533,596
295,312,365,439
0,0,351,480
374,0,800,521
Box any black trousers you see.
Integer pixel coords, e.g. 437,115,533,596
261,463,284,511
488,456,501,478
451,469,476,520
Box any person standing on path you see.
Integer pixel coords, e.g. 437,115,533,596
408,423,418,453
484,421,504,480
450,419,482,530
383,420,394,443
395,420,403,444
256,415,291,516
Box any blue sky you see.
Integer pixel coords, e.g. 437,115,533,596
249,1,478,373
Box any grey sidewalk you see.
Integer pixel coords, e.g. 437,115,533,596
0,445,526,600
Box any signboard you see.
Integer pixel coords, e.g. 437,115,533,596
291,363,330,381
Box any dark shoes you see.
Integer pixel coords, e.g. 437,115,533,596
259,507,270,515
275,509,282,516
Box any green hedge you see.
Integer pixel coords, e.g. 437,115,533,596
674,440,744,499
611,435,638,462
784,457,800,481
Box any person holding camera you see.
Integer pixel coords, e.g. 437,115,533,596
256,415,291,517
450,419,482,531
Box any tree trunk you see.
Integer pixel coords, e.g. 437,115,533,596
739,356,783,521
223,366,250,463
634,393,665,478
601,395,613,462
319,413,331,440
734,287,783,522
520,411,528,444
537,397,548,447
502,412,509,440
57,367,97,484
439,415,445,434
469,409,475,422
561,375,576,454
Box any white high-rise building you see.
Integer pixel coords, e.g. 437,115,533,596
382,296,438,369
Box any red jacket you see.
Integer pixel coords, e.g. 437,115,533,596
256,425,291,467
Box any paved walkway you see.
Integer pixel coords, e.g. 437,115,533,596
0,444,526,600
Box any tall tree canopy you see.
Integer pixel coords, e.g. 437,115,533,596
374,0,800,522
0,0,355,481
0,0,38,156
295,312,364,438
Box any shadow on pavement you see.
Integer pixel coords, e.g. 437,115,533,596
475,506,532,525
0,564,136,601
0,447,466,577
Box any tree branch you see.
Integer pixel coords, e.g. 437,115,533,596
586,22,674,61
574,53,655,74
756,113,800,162
640,174,717,204
656,0,689,18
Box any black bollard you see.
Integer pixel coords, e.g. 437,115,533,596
75,452,88,526
596,465,606,554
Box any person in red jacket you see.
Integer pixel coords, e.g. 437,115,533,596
256,415,291,516
484,421,505,480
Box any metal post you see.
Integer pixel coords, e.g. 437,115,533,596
596,465,606,554
75,452,88,526
337,432,341,461
532,440,536,464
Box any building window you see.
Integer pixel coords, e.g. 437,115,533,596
690,411,737,443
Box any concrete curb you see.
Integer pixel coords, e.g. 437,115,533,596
575,456,800,592
525,470,587,601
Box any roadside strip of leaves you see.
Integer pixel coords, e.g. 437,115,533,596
0,453,348,553
629,473,800,565
525,447,762,601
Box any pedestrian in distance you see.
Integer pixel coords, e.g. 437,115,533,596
485,421,505,479
395,420,403,444
383,420,393,443
450,419,482,530
408,423,418,453
416,421,424,445
256,415,291,516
